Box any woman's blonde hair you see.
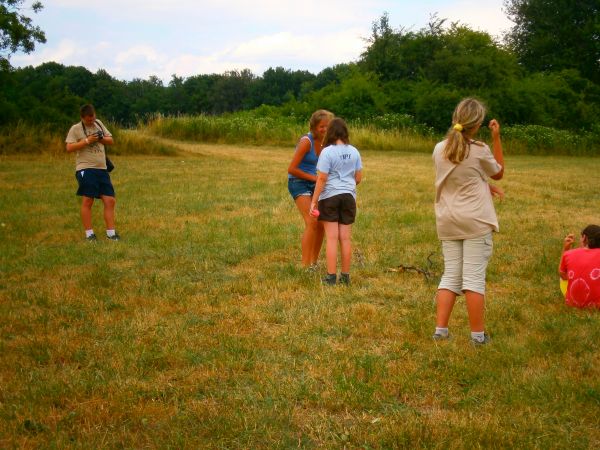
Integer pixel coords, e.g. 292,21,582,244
443,98,486,164
309,109,334,133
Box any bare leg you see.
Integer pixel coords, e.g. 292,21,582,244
311,221,324,265
322,221,339,274
435,289,457,328
465,290,485,332
100,195,116,230
294,195,319,267
339,224,352,273
81,196,94,230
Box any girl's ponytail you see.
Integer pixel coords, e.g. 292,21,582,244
443,98,486,164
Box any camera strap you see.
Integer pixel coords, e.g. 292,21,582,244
80,120,103,136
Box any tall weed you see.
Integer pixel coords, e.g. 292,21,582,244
146,112,600,155
0,123,178,156
146,112,437,152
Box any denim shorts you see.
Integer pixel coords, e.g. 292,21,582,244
438,232,493,295
288,178,315,199
75,168,115,198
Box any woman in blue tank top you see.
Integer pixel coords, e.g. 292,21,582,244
287,110,333,268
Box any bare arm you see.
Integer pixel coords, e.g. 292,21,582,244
488,119,504,180
559,233,575,279
66,138,87,153
65,131,112,153
287,137,316,182
355,170,362,185
489,183,504,200
310,172,328,214
100,135,114,146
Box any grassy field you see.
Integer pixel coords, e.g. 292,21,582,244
1,136,599,448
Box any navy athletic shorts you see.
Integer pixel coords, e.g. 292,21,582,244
75,168,115,198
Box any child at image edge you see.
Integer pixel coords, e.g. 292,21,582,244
310,118,363,285
559,225,600,308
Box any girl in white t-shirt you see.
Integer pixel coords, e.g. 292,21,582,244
432,98,505,345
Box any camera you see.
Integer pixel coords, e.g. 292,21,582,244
95,130,104,140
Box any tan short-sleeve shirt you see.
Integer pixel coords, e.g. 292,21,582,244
65,119,112,171
433,140,502,240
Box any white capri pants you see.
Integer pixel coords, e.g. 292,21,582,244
438,232,493,296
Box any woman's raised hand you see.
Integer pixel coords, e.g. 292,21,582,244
488,119,500,139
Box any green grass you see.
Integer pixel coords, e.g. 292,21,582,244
1,136,599,448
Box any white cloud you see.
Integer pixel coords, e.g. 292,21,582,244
11,39,78,66
436,1,512,37
108,45,260,81
229,28,366,65
115,45,166,65
163,54,261,78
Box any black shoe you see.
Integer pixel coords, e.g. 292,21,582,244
86,233,97,242
322,273,337,286
339,273,350,285
106,232,121,241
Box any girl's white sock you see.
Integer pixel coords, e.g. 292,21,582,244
471,331,485,343
435,327,449,337
85,229,95,238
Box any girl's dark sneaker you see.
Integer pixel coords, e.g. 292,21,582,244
339,273,350,285
107,233,121,241
86,233,97,242
322,273,337,286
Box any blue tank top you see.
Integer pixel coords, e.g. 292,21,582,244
289,133,317,179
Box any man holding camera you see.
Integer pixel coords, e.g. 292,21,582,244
66,104,120,241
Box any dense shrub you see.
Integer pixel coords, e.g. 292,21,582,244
502,125,600,156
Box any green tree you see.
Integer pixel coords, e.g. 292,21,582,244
209,69,255,113
0,0,46,70
310,71,387,119
360,12,406,81
504,0,600,83
248,66,314,108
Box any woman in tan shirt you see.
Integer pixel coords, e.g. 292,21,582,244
432,98,504,345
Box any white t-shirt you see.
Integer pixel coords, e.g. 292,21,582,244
65,119,112,171
433,140,502,240
316,143,363,200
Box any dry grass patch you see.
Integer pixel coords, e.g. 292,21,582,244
1,142,599,448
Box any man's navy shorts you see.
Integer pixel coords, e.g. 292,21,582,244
75,168,115,198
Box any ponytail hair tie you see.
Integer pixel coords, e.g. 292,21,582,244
453,123,463,132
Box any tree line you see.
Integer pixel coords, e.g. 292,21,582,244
1,1,599,132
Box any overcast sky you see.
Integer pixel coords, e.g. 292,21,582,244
11,0,513,82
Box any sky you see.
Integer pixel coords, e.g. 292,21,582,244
11,0,514,83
